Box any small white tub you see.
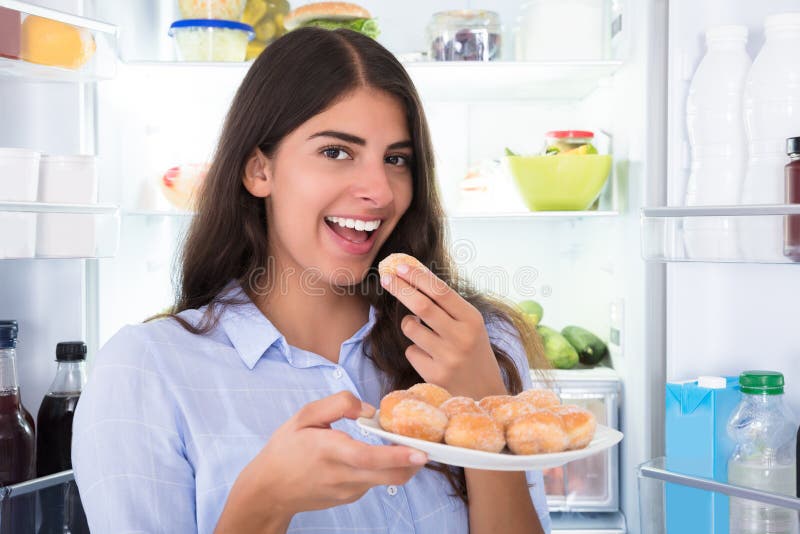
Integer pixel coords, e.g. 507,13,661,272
0,147,41,202
38,155,97,204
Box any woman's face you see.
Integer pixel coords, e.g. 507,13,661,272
246,87,414,289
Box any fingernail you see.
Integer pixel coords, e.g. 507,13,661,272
409,452,428,465
381,275,392,287
396,263,409,275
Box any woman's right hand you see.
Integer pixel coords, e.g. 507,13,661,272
215,391,429,534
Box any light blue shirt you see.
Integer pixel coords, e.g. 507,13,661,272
72,284,551,533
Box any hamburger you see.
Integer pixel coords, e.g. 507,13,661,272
283,2,379,39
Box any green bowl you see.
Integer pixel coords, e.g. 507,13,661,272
507,154,612,211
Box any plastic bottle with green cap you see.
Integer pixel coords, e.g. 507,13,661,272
727,371,798,534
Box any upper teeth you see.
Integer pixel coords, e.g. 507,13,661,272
325,216,381,232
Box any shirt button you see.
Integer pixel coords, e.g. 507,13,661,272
333,367,344,379
387,485,398,496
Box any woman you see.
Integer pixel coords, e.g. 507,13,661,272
72,27,551,533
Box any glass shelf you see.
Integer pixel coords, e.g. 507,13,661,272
119,59,622,101
404,60,623,101
1,470,88,531
641,205,800,264
638,456,800,534
450,210,619,221
0,0,118,82
0,201,119,259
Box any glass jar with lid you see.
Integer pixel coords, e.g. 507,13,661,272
542,130,598,155
428,10,502,61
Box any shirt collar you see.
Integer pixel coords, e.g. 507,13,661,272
216,282,378,370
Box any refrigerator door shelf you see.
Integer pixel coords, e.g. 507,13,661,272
0,201,119,259
0,0,118,83
641,204,800,264
638,456,800,534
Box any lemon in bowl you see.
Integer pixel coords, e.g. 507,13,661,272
507,154,612,211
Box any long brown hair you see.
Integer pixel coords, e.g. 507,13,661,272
164,27,549,504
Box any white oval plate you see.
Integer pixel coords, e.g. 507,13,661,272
356,412,623,471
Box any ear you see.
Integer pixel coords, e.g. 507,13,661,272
243,148,272,198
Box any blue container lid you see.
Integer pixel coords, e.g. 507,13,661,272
169,19,255,41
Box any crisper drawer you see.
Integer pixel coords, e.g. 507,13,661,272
532,368,621,513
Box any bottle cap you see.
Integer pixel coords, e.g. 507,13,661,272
698,376,727,389
739,370,784,395
787,137,800,156
56,341,87,362
0,320,18,349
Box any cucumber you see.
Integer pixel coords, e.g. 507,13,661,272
561,326,609,365
517,300,543,327
537,325,579,369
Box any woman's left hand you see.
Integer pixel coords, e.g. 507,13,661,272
380,263,508,399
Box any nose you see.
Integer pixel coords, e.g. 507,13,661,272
352,157,395,207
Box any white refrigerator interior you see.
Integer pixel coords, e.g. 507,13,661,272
0,0,695,532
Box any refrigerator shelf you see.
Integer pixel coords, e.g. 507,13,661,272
450,210,619,221
0,0,118,82
0,202,119,259
638,456,800,533
404,60,623,101
119,60,622,102
641,204,800,264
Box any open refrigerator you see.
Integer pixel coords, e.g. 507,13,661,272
5,0,798,533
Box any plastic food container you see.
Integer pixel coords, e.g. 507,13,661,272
169,19,254,62
179,0,246,20
0,213,36,259
0,147,41,202
0,6,21,60
38,155,97,204
428,10,502,61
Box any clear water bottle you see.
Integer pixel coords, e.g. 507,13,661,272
683,25,751,260
728,371,798,534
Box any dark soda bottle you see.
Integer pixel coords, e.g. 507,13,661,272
36,342,89,534
0,320,35,533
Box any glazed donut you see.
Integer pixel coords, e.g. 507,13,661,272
550,405,597,450
440,396,484,418
517,389,561,409
444,413,506,453
491,398,540,429
379,390,418,433
378,253,425,277
506,411,569,455
408,383,452,408
391,399,448,443
477,395,514,417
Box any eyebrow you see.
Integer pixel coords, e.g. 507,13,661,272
307,130,413,150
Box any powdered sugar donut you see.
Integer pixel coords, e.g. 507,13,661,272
517,389,561,409
491,398,540,429
550,405,597,450
408,383,452,408
506,411,568,455
378,390,417,433
445,413,505,453
378,253,425,277
477,395,514,417
440,396,484,418
391,399,448,443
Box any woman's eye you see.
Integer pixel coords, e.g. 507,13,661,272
322,147,350,160
386,154,410,167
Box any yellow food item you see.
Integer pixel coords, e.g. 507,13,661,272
21,16,95,69
246,39,267,60
242,0,267,25
255,19,277,42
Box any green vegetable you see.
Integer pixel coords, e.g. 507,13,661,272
517,300,543,326
544,145,560,155
537,325,579,369
505,147,519,157
304,18,380,39
562,326,608,365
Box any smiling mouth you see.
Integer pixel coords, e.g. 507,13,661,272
324,216,382,244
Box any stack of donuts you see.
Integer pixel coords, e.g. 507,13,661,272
378,383,597,455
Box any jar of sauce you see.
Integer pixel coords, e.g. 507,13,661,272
784,136,800,262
